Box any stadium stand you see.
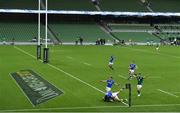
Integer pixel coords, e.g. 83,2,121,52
99,0,148,12
0,0,96,10
148,0,180,12
153,24,180,40
98,0,180,12
48,22,113,43
47,0,96,11
0,0,180,44
0,0,37,9
106,23,160,43
0,21,45,42
108,24,154,31
156,24,180,31
113,32,160,42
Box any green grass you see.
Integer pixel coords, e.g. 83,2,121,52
0,45,180,112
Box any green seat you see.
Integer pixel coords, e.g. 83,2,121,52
113,32,160,42
49,22,113,42
0,22,45,42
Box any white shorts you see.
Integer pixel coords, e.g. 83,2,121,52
129,69,135,74
137,85,142,90
106,87,111,92
112,92,119,97
109,62,113,65
112,92,120,101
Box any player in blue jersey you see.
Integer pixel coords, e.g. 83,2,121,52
108,56,114,70
135,73,146,96
104,90,127,102
104,91,120,102
128,61,137,80
101,76,118,92
104,91,113,102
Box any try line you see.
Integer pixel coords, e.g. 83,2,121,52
1,103,180,112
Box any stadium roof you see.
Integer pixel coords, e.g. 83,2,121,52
0,9,180,17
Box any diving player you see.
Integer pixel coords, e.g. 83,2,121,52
104,91,120,102
136,73,146,96
104,90,127,102
100,76,118,92
128,61,137,80
108,56,114,70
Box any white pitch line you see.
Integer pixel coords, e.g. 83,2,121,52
47,63,128,106
14,46,128,106
47,63,105,94
157,89,179,98
0,105,127,112
14,46,36,59
2,103,180,112
83,62,92,66
118,75,127,79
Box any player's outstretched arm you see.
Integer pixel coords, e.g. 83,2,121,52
143,76,148,79
142,73,148,78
